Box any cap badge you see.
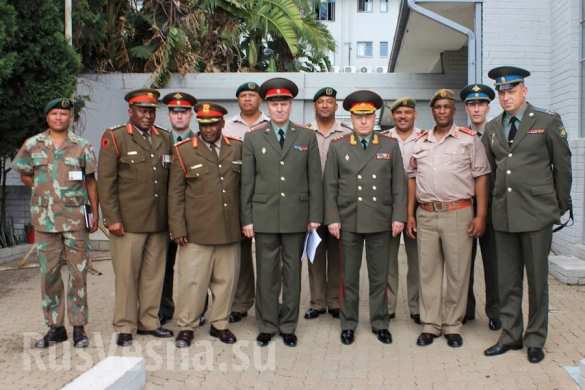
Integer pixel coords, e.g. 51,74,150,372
472,85,481,92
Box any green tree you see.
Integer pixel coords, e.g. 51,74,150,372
0,0,80,246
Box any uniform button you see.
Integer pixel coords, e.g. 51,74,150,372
222,189,226,193
153,166,157,171
506,170,511,175
220,177,224,181
281,192,286,197
508,153,513,158
196,173,200,177
154,194,159,198
358,186,362,191
372,197,377,202
280,161,284,166
131,160,135,163
508,187,512,192
218,164,222,168
150,154,155,158
357,175,362,180
372,186,377,190
358,197,363,202
372,174,377,179
154,180,158,184
223,203,228,207
281,176,285,181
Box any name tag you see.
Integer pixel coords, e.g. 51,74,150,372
293,144,308,151
127,151,138,155
190,164,203,170
68,171,83,181
31,152,46,159
528,128,545,134
232,160,243,165
376,153,391,160
162,154,172,164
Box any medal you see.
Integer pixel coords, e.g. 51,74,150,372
345,153,350,161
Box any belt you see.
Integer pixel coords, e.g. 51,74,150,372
419,199,472,212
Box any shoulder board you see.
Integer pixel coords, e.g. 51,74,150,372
174,138,191,148
155,125,169,133
458,127,476,136
340,122,352,130
107,124,126,132
224,135,242,143
415,130,428,141
250,122,269,132
531,106,558,116
333,134,352,143
305,123,313,128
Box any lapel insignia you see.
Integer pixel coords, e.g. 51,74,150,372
350,134,357,145
345,153,350,161
372,134,379,145
261,147,266,154
527,128,545,134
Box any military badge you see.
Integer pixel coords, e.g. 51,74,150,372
527,128,545,134
560,127,567,138
472,85,481,92
345,154,350,161
293,144,308,151
376,153,391,160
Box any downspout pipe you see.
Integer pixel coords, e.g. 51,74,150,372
406,0,478,83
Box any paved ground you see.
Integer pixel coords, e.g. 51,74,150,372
0,247,584,390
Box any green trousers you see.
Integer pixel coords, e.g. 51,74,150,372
232,237,255,313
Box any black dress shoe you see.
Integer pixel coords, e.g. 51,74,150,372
73,326,89,348
256,333,274,347
35,326,68,348
175,330,194,348
410,314,421,324
280,333,297,347
210,326,237,344
304,308,326,320
137,327,174,338
116,333,133,347
328,308,340,318
484,342,523,356
527,347,545,363
372,329,392,344
228,311,247,323
340,329,354,345
416,332,436,346
444,334,463,348
488,318,502,331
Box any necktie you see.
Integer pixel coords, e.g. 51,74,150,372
278,129,285,149
361,139,368,150
177,135,182,142
209,142,219,159
508,116,518,143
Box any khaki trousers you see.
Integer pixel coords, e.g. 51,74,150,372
175,242,240,331
110,232,167,334
308,226,340,310
417,207,473,335
387,231,419,316
231,237,255,313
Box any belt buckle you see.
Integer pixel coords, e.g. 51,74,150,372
433,201,444,212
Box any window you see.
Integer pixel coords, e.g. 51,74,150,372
357,41,373,57
380,41,389,57
315,0,335,21
358,0,373,13
380,0,389,13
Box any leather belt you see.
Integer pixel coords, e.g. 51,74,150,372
419,199,472,212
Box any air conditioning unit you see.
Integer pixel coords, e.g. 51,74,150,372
343,66,356,73
359,66,370,73
332,66,341,73
375,66,386,73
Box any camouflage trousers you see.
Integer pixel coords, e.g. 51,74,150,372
36,230,89,327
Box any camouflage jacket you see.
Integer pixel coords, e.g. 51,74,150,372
13,130,97,233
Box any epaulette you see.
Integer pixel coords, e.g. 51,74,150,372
174,138,191,148
305,123,313,128
250,122,269,132
154,125,169,134
101,128,121,157
458,127,477,136
415,130,429,141
340,122,352,130
224,135,242,144
174,142,188,175
333,134,352,144
107,124,126,132
531,106,560,119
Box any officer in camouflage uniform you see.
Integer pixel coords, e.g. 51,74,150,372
14,98,99,349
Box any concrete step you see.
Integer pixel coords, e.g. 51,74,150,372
549,255,585,285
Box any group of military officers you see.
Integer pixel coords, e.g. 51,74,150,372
14,65,572,364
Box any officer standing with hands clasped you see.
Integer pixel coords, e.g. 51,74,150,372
241,77,323,348
482,67,572,363
14,98,99,349
169,103,242,348
324,90,407,345
98,89,173,347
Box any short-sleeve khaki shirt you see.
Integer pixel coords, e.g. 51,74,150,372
407,125,491,203
308,120,352,174
13,130,97,233
223,112,270,140
381,127,424,170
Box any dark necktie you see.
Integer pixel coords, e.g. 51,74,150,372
361,139,368,150
209,142,219,160
508,116,518,143
278,129,285,149
176,135,182,142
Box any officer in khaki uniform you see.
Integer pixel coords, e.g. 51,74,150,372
324,90,407,346
14,98,99,349
406,89,491,348
482,67,572,364
380,97,423,324
304,87,351,321
169,103,242,348
241,78,323,348
158,92,198,325
223,82,270,324
459,84,501,331
97,89,173,347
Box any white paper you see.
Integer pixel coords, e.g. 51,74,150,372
68,171,83,181
302,229,322,263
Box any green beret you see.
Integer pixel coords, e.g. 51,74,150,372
313,87,337,102
44,98,73,115
390,97,416,112
430,89,456,107
236,82,260,97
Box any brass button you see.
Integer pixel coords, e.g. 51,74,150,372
218,164,222,168
506,170,511,175
358,186,362,191
281,177,285,181
357,175,362,180
280,161,285,166
372,186,377,190
281,192,286,197
508,153,513,158
220,177,224,181
372,174,377,179
507,187,512,192
358,197,363,201
372,197,377,202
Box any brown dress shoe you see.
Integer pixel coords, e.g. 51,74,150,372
175,330,194,348
209,325,237,344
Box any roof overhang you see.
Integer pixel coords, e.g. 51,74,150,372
389,1,477,73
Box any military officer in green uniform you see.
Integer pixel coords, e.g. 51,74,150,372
98,89,174,347
482,67,572,363
460,84,502,331
241,78,323,348
14,98,99,348
324,90,407,345
158,92,198,325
